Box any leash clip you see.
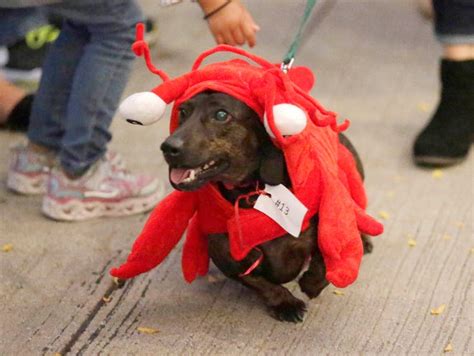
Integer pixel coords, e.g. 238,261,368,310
281,57,295,73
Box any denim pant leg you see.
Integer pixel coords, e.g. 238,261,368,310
27,20,88,153
0,7,48,46
433,0,474,44
28,0,142,176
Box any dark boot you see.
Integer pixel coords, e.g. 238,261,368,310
413,59,474,167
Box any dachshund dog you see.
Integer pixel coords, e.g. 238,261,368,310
160,91,372,322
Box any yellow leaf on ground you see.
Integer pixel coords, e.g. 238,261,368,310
137,327,160,335
453,221,465,228
444,342,453,353
2,243,13,252
432,169,443,179
112,277,125,288
53,353,62,356
442,234,453,240
417,102,431,113
378,211,390,220
430,304,446,315
333,290,344,296
393,175,404,182
386,191,395,198
470,248,474,255
408,239,417,247
102,296,112,303
207,275,218,283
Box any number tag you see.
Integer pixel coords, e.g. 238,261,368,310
254,184,308,237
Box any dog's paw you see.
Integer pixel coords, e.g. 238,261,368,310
298,272,328,299
270,297,307,323
362,234,373,254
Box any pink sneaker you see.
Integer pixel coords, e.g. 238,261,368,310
7,144,125,195
41,155,163,221
7,144,56,195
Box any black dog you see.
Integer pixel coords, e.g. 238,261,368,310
161,91,372,322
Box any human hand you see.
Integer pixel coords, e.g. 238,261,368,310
198,0,260,47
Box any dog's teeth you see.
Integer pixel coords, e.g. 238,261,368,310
209,160,215,166
203,164,209,170
189,169,196,180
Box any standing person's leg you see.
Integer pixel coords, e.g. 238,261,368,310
37,0,162,220
0,77,32,130
413,0,474,166
6,18,87,194
27,20,88,154
45,0,142,176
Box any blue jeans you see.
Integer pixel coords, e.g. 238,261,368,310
433,0,474,44
0,0,143,176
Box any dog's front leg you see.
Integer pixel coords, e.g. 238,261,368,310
298,233,373,298
362,234,373,254
298,247,329,299
240,273,307,322
208,234,306,322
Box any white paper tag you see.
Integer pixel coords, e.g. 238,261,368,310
254,184,308,237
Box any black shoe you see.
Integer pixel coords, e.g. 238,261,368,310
1,94,34,132
413,59,474,167
144,18,159,47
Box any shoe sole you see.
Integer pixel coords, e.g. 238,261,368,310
0,47,8,67
41,184,165,221
414,155,466,167
1,67,42,82
7,171,47,195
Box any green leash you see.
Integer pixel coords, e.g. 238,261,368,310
281,0,318,72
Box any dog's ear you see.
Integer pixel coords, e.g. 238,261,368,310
259,141,289,186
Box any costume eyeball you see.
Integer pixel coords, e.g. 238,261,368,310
264,103,307,138
118,92,167,126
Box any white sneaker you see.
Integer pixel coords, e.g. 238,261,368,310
7,144,125,195
7,144,56,195
42,155,164,221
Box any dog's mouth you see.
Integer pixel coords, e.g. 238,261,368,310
169,159,229,191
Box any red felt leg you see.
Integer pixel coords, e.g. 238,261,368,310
181,215,209,282
110,191,198,279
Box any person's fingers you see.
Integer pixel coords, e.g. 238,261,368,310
215,33,225,45
241,22,256,47
222,31,236,46
232,28,245,46
244,11,260,32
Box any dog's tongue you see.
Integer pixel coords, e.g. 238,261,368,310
170,168,191,185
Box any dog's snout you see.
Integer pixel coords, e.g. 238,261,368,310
161,137,184,158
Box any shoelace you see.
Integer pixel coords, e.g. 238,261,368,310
25,25,60,50
102,157,133,181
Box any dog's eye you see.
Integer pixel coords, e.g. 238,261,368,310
179,108,189,118
214,110,231,122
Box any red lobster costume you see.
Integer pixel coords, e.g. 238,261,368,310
111,24,383,288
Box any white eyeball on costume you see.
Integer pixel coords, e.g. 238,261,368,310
263,103,307,138
118,92,167,126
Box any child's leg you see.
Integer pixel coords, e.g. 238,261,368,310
25,1,163,220
27,20,88,154
43,0,143,177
